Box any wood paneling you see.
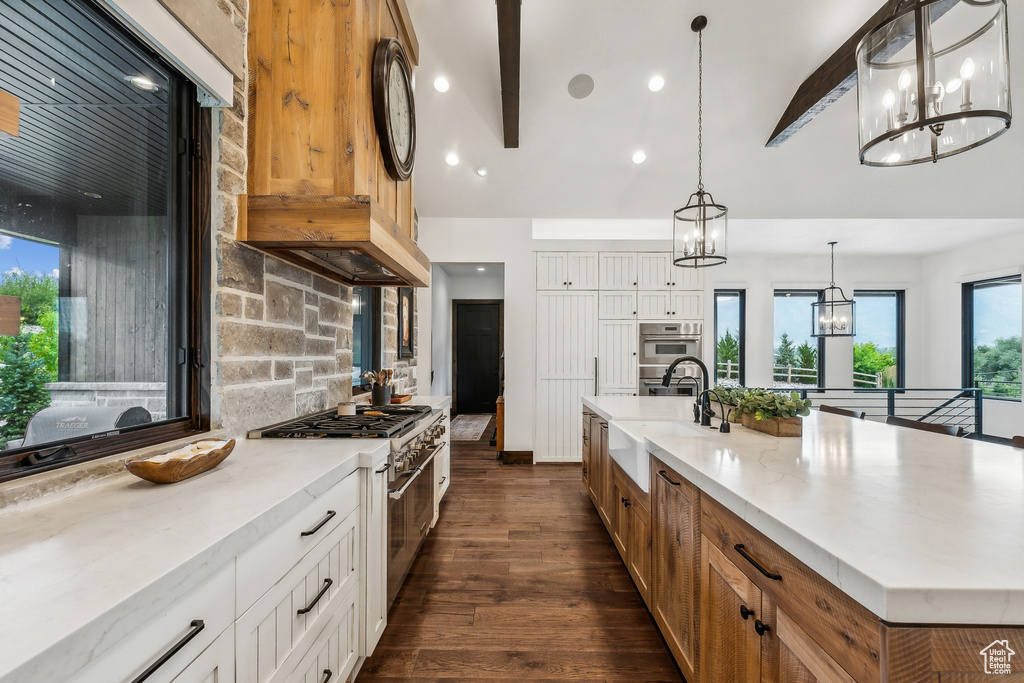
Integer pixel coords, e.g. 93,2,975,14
700,537,762,683
651,457,701,681
882,625,1024,681
0,89,19,137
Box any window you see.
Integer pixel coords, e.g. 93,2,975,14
773,290,824,387
352,287,381,389
963,275,1022,400
852,291,905,388
0,0,208,480
714,290,745,385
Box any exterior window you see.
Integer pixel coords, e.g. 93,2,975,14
963,276,1022,400
352,287,381,389
0,0,207,480
853,291,905,388
714,290,744,385
773,290,824,387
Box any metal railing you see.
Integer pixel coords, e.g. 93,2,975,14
792,387,983,437
972,371,1022,399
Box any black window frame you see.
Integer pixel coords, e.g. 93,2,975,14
773,289,826,388
0,0,211,482
852,290,906,388
962,275,1022,402
352,286,382,393
713,289,745,386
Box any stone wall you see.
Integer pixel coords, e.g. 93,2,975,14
209,0,417,435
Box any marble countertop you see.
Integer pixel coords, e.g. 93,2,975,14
0,434,389,680
584,396,1024,625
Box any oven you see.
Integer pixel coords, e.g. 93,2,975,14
639,366,700,396
639,322,702,366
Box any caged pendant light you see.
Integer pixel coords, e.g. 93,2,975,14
856,0,1011,166
673,15,727,269
812,242,856,338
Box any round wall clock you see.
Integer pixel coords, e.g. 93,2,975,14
372,38,416,181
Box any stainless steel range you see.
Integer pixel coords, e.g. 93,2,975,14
249,404,447,608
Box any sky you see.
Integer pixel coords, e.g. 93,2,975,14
0,234,59,278
973,281,1022,347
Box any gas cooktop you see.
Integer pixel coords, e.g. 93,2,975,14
250,404,433,439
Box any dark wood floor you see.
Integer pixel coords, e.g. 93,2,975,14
357,417,684,682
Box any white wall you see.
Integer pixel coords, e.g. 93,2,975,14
427,265,452,396
449,272,504,300
921,228,1024,438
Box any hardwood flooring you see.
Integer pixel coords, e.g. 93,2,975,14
357,416,684,682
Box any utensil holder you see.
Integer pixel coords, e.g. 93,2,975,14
371,385,391,406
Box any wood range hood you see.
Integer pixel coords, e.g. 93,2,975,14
238,0,429,288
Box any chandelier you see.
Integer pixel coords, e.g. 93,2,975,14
856,0,1011,166
811,242,855,338
673,15,727,268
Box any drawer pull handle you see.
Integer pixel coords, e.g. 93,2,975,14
375,463,391,474
658,470,681,486
739,605,755,620
440,476,447,485
755,619,771,637
734,544,783,581
297,578,333,615
321,669,333,683
300,510,336,537
621,496,631,508
131,619,205,683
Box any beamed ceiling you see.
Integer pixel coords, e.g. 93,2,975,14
406,0,1024,253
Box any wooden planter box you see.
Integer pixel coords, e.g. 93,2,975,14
741,413,802,437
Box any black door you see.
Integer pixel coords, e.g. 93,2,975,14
455,303,501,414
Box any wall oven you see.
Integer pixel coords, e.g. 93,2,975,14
639,322,702,366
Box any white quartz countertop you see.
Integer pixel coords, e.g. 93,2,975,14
0,435,389,680
584,396,1024,625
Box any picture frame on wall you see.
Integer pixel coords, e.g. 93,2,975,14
398,287,414,358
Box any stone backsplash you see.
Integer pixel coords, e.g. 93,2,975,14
209,0,416,435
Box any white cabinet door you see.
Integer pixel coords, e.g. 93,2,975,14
599,291,637,320
283,587,359,683
170,627,235,683
599,320,637,393
536,291,598,462
637,291,672,320
363,454,387,655
536,252,568,290
638,253,673,290
599,252,637,290
567,252,599,290
432,443,451,528
671,291,703,319
675,266,704,291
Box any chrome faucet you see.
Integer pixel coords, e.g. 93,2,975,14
662,355,713,426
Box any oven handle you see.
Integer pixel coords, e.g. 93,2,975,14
388,447,440,500
641,336,701,342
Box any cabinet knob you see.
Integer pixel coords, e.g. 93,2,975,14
666,282,670,286
740,605,755,620
633,352,637,356
633,281,637,286
754,619,771,637
563,281,567,285
621,496,631,508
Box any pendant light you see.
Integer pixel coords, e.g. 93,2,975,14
673,15,727,268
811,242,855,338
856,0,1011,166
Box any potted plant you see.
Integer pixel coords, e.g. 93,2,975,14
733,389,811,437
714,385,746,422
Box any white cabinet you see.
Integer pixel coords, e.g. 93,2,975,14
599,291,637,320
363,452,389,655
599,320,637,394
536,291,598,462
433,443,451,528
638,291,672,319
536,252,598,290
638,252,673,290
170,627,235,683
284,587,359,683
599,252,637,290
673,290,704,319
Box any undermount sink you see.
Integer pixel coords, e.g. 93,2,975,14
608,418,709,493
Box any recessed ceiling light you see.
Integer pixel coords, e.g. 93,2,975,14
567,74,595,99
445,153,460,166
632,150,647,164
477,267,486,271
476,167,488,177
434,76,450,93
648,75,665,92
126,75,160,93
81,191,102,199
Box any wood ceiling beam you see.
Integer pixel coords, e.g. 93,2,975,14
0,89,20,137
766,0,959,147
496,0,521,148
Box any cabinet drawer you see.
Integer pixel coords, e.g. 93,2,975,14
700,495,881,683
68,561,234,683
283,585,360,683
237,507,361,683
238,470,360,614
170,624,235,683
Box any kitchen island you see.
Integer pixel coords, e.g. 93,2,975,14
584,395,1024,682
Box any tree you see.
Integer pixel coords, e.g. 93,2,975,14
796,342,817,370
775,333,797,368
0,335,52,446
973,335,1022,398
854,342,896,388
0,271,58,325
717,329,739,378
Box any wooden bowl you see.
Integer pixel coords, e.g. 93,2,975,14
125,438,235,484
